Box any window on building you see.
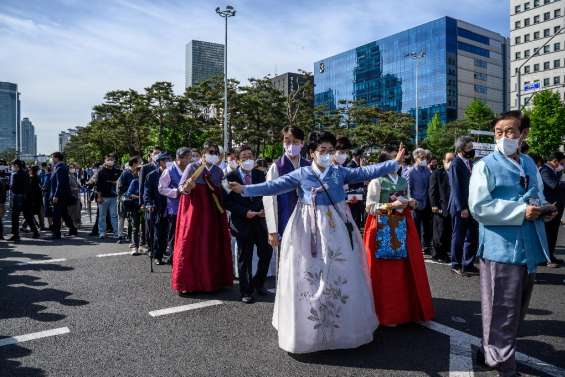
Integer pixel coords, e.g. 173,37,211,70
515,4,521,13
544,0,550,4
534,0,540,6
544,77,550,86
555,9,561,17
515,36,522,44
474,72,488,81
555,26,562,34
544,11,551,21
524,34,531,42
515,21,521,29
554,76,561,85
555,42,561,51
544,45,551,53
524,18,531,26
544,61,551,70
534,15,540,23
554,59,561,68
524,65,531,74
544,28,551,37
525,49,531,58
474,84,488,94
474,58,488,68
457,41,490,57
534,47,540,54
534,63,540,71
524,2,531,10
534,31,540,39
516,51,522,60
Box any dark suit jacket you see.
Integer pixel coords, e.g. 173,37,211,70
224,168,267,238
540,164,563,205
429,167,450,216
139,162,158,205
448,156,472,216
346,159,365,192
143,169,167,215
50,162,72,203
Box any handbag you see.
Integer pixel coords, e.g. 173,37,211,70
374,209,407,260
313,173,355,249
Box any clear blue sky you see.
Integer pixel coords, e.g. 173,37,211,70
0,0,509,154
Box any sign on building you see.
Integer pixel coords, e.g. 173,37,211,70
524,82,541,92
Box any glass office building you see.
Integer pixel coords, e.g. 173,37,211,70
0,82,19,152
314,17,508,140
185,40,225,88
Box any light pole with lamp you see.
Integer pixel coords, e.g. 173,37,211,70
516,24,563,110
215,5,236,153
406,50,426,146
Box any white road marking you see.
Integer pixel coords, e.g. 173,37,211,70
17,258,67,265
149,300,223,317
420,321,565,376
96,252,131,258
0,327,70,348
425,259,450,266
451,316,467,324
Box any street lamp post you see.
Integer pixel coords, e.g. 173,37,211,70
516,24,563,110
406,50,426,147
216,5,236,153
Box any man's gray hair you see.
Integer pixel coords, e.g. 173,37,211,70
176,147,192,158
454,136,474,152
412,148,427,160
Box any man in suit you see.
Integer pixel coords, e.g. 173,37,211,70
448,136,479,275
409,148,433,254
139,146,161,250
540,151,565,267
225,145,273,304
346,148,366,229
143,152,170,265
429,152,454,263
50,152,77,240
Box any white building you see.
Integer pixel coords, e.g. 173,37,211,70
510,0,565,109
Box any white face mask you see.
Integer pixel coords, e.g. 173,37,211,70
228,159,238,170
556,164,564,172
205,154,219,165
151,153,160,162
444,161,452,171
241,159,255,171
165,161,173,169
496,137,520,156
335,152,348,165
316,152,332,168
419,159,428,167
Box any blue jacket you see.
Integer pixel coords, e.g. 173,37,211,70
143,169,167,215
50,162,73,203
243,161,398,206
448,156,472,216
408,165,431,209
126,178,140,199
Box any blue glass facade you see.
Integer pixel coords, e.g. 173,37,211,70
315,17,464,139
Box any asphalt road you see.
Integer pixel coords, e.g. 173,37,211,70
1,221,564,377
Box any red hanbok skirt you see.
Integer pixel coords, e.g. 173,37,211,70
171,184,233,292
363,209,435,326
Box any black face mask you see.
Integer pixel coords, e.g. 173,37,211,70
429,165,438,171
463,150,475,159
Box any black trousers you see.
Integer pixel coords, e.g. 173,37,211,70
349,202,364,230
52,202,76,237
235,222,272,296
11,196,38,237
432,213,451,260
545,204,564,261
147,211,168,260
166,214,177,257
413,206,433,253
128,209,141,248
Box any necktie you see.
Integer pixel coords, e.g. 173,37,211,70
244,173,252,185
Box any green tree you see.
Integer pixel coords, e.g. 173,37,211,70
528,90,565,157
464,99,495,131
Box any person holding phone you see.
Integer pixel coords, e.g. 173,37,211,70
469,111,557,376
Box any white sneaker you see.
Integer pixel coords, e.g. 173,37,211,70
130,248,139,256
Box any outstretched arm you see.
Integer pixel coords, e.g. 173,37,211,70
343,160,399,184
230,169,301,197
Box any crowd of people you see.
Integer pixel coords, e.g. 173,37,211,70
3,110,563,377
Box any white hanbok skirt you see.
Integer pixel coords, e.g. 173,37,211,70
272,202,378,353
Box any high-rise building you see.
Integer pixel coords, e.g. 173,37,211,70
0,82,19,152
314,17,508,140
21,118,37,156
271,72,313,97
510,0,564,109
185,40,224,88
